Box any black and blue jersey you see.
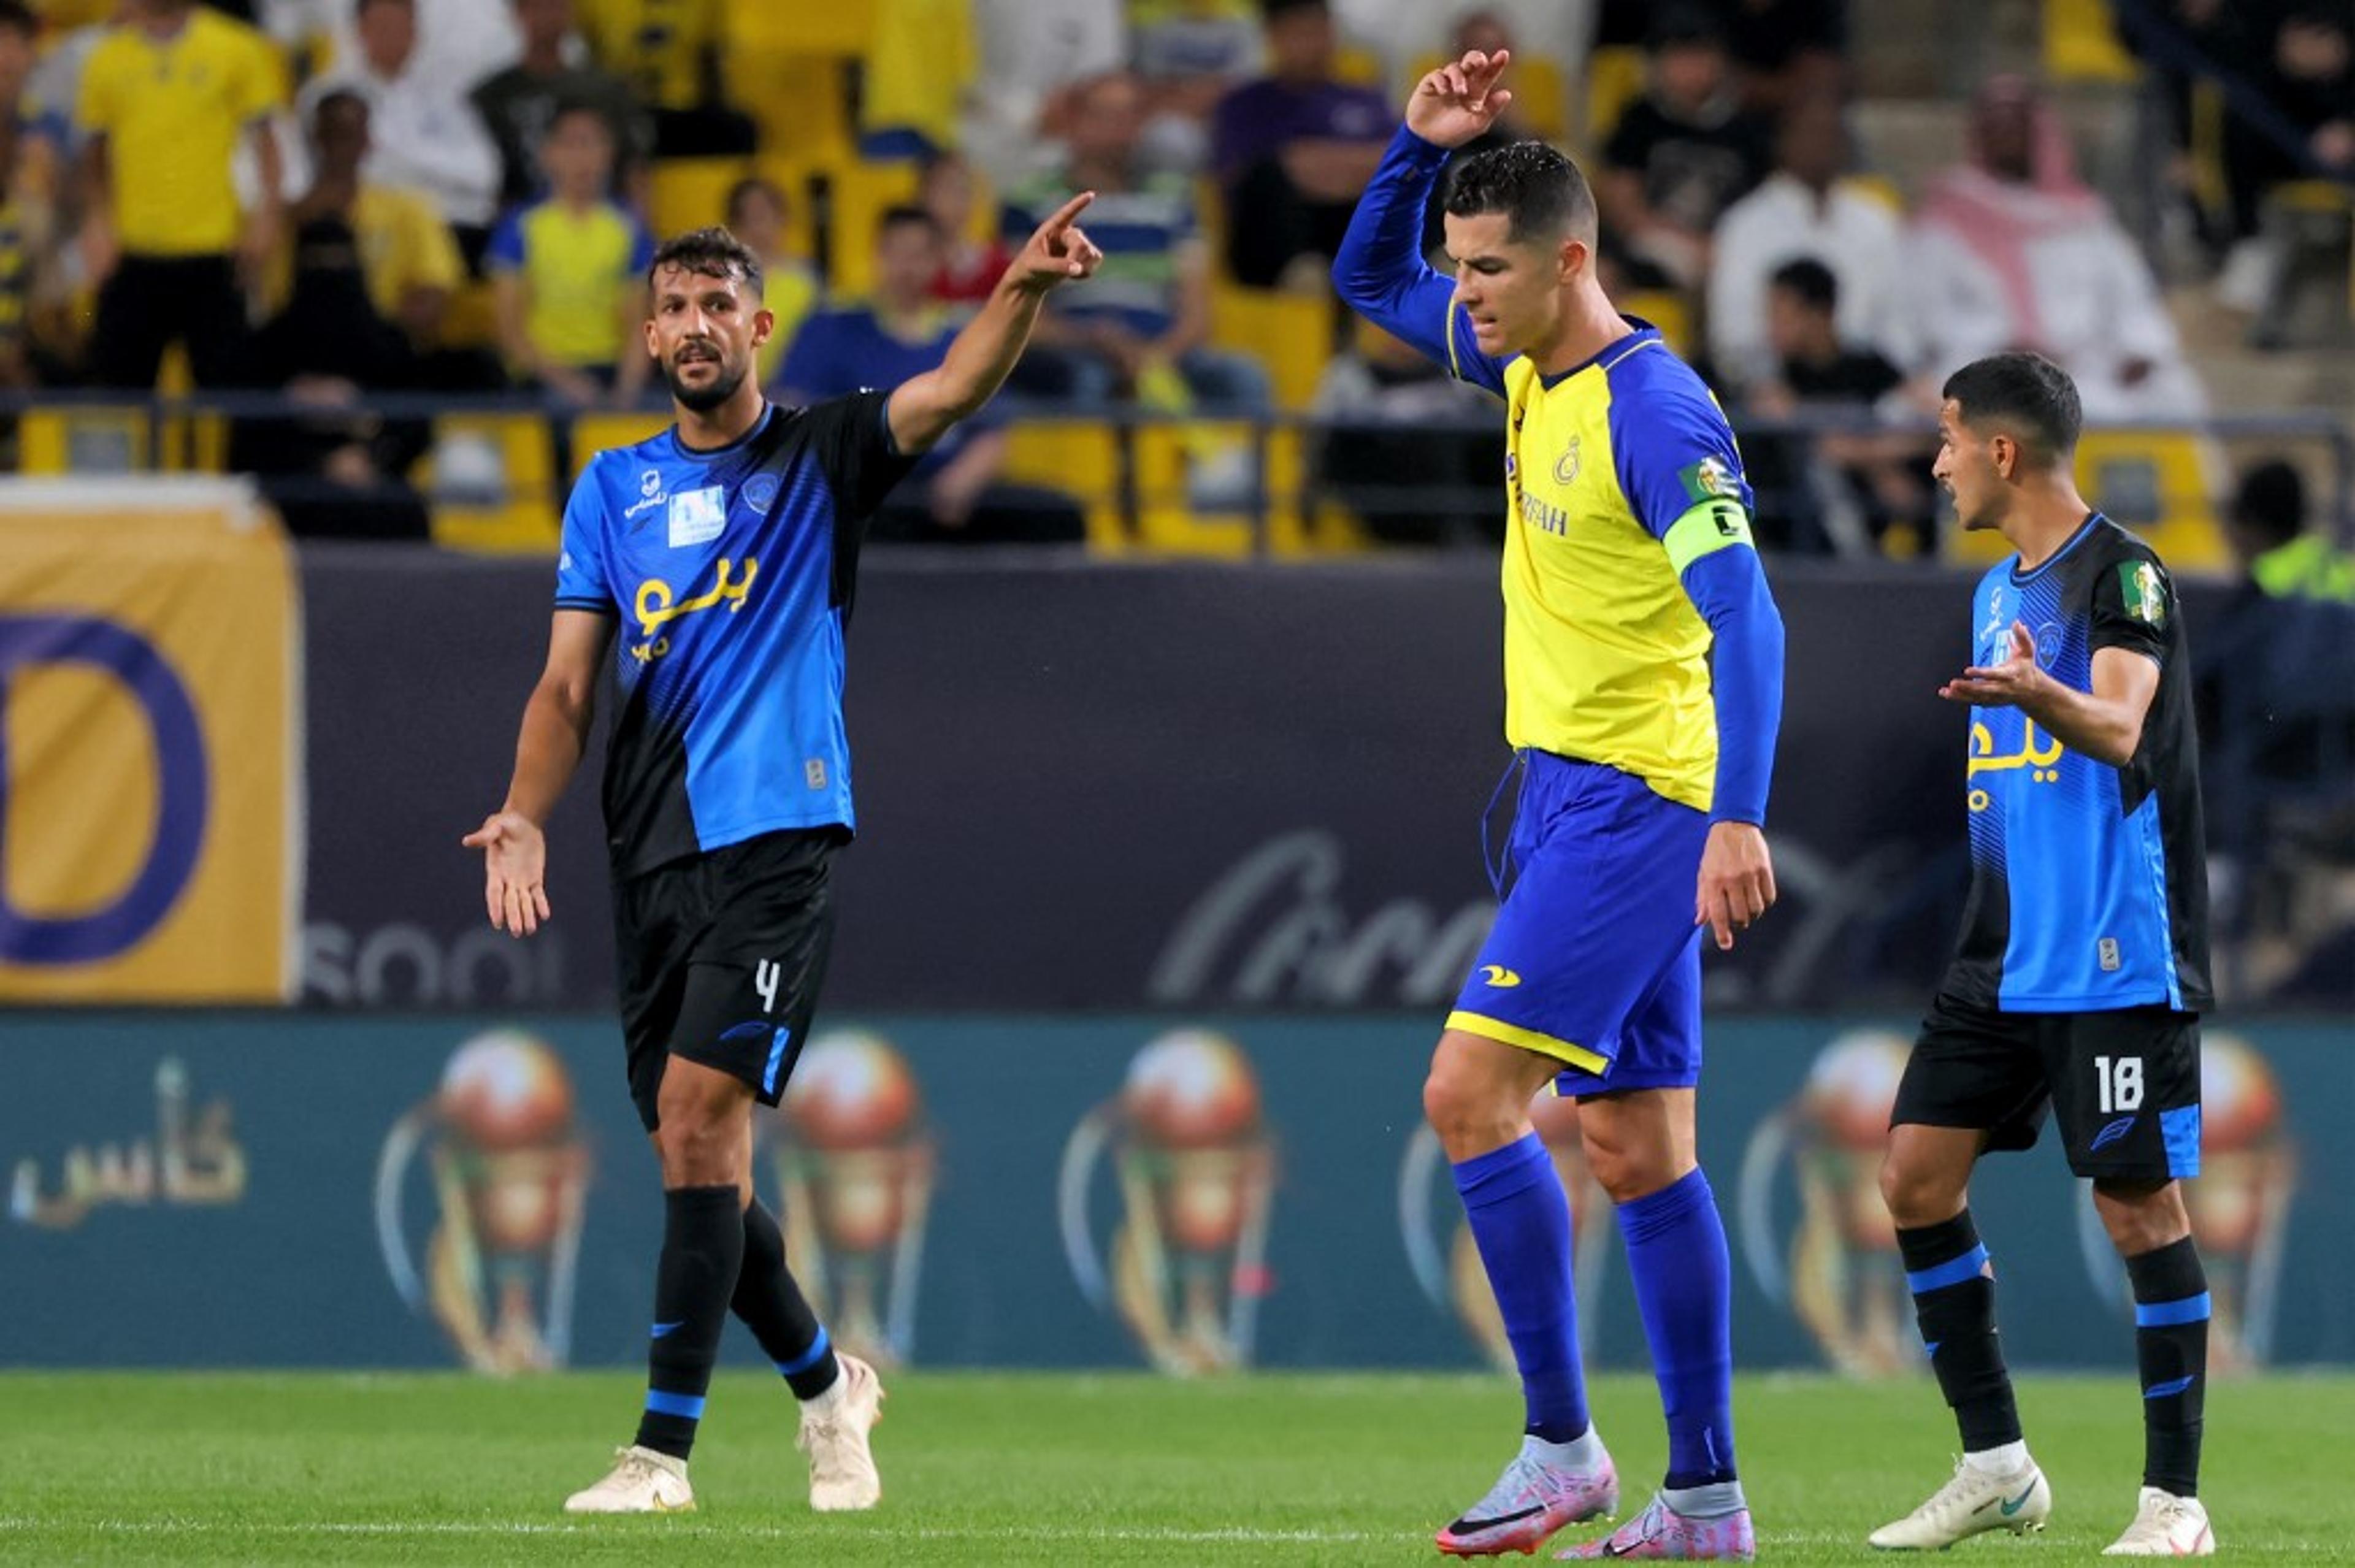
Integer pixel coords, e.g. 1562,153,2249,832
1943,514,2211,1013
555,393,916,878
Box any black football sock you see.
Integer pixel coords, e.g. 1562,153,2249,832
634,1184,745,1461
732,1197,842,1401
2124,1236,2208,1497
1899,1210,2024,1452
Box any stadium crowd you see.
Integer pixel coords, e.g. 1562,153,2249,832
0,0,2344,560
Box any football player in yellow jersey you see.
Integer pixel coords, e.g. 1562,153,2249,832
1333,50,1783,1561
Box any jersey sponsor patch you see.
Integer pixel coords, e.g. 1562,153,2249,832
668,484,727,546
1678,453,1744,503
2118,560,2169,625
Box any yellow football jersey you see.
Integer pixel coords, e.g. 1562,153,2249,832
1457,322,1758,814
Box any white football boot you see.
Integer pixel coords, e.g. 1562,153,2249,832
798,1352,886,1511
562,1444,695,1514
1868,1455,2051,1550
2102,1487,2214,1556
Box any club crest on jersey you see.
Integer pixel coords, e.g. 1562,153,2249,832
2120,561,2169,626
668,485,727,546
1553,437,1581,486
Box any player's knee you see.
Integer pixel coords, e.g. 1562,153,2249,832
1877,1151,1957,1228
651,1087,746,1185
1422,1066,1515,1158
2093,1178,2188,1254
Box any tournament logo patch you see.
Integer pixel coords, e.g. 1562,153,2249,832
2119,560,2169,626
1679,453,1744,503
743,473,781,515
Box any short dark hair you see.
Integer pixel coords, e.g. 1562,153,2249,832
2231,459,2307,547
1768,257,1838,314
1942,352,2081,466
0,2,37,40
648,226,763,296
877,204,941,243
1444,139,1597,245
1261,0,1328,19
542,99,612,140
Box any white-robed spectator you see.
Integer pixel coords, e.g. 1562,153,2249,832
302,0,502,262
1707,94,1904,393
1897,75,2205,423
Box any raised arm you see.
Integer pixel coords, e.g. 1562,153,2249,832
886,192,1105,455
1331,50,1516,393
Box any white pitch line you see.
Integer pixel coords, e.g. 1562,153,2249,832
0,1516,1409,1545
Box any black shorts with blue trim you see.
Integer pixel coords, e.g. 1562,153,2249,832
611,828,844,1133
1891,992,2202,1181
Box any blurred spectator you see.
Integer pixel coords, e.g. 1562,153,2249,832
1008,72,1271,411
2214,4,2355,315
1212,0,1395,289
326,0,520,105
1420,10,1534,252
1595,0,1845,113
285,89,494,390
2226,459,2355,603
232,215,433,540
304,0,501,267
29,1,134,161
722,175,818,391
471,0,652,212
1133,0,1263,175
1739,258,1928,554
75,0,285,388
485,102,652,406
921,150,1012,305
1311,315,1498,545
1706,94,1902,394
1899,76,2205,423
575,0,752,158
967,0,1125,185
1336,0,1593,90
1598,5,1772,293
862,0,980,160
778,207,1086,545
0,1,62,386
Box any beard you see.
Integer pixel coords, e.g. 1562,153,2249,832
664,352,748,413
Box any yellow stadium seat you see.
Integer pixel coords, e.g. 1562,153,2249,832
821,160,921,297
1585,45,1647,151
17,406,150,475
1411,52,1569,143
425,413,559,554
727,0,875,55
569,411,676,479
2045,0,2140,84
1001,419,1128,553
1208,283,1331,411
649,157,755,245
731,52,855,163
1941,430,2229,572
1618,289,1693,359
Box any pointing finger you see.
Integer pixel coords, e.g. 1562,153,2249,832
1041,190,1096,235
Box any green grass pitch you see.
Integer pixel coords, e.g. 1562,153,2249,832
2,1371,2348,1564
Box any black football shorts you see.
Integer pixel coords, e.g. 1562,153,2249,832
611,828,844,1133
1891,991,2202,1181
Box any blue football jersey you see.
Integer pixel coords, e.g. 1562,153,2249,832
1943,514,2211,1012
554,394,917,876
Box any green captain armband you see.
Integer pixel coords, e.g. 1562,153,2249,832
1662,497,1756,575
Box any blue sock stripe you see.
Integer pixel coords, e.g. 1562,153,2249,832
2134,1291,2211,1328
644,1389,706,1420
1906,1243,1989,1296
2143,1374,2197,1399
1923,1340,1942,1358
776,1325,832,1378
